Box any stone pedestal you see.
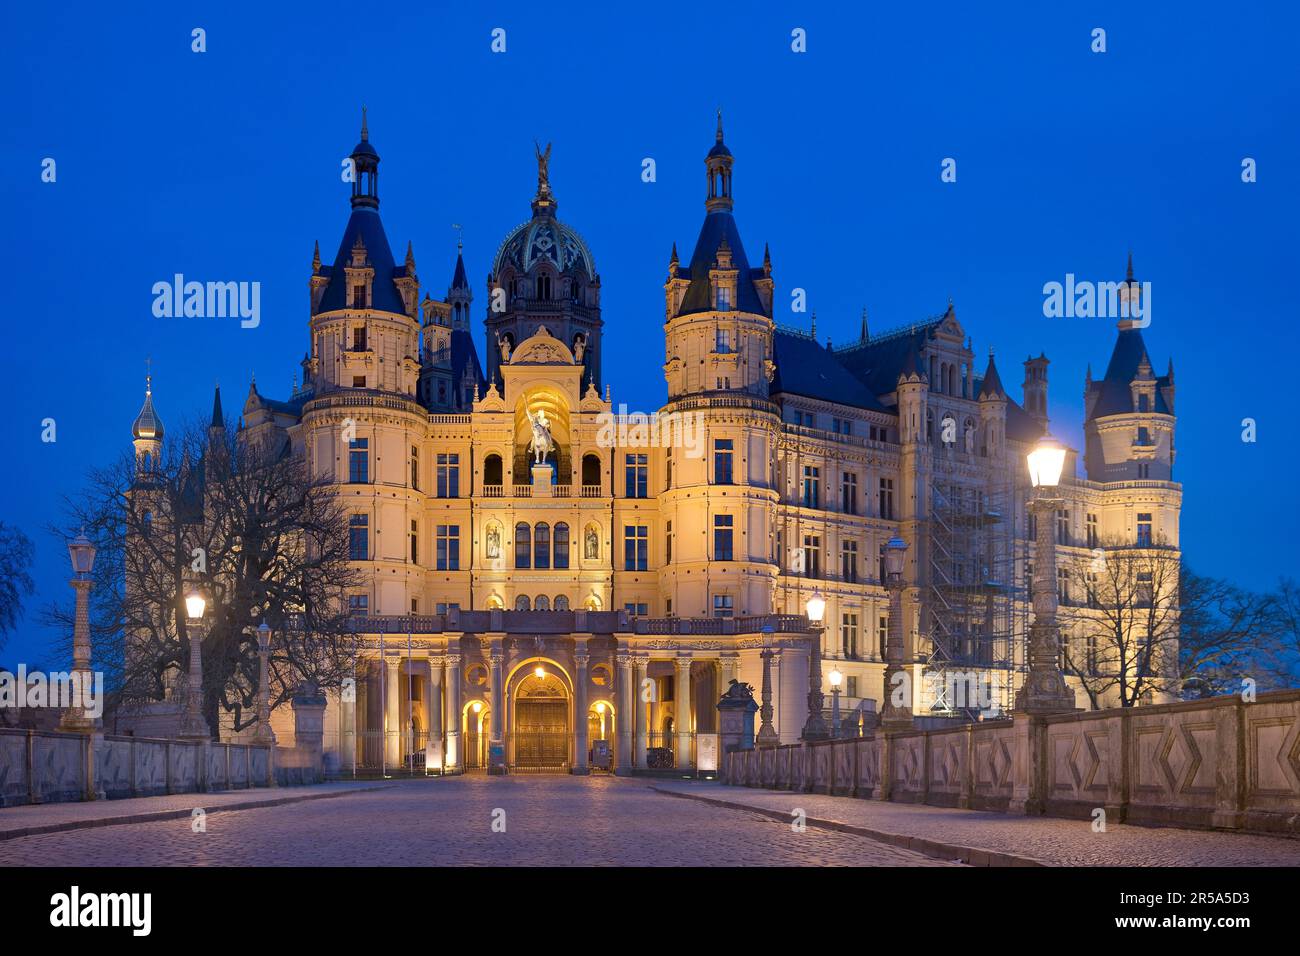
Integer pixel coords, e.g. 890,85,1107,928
292,683,327,784
531,463,554,496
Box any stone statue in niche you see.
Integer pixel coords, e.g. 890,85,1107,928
486,524,501,559
584,525,599,560
498,333,512,363
573,334,585,362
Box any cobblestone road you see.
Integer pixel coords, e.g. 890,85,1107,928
655,783,1300,867
0,776,957,867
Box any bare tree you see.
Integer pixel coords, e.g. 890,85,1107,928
0,520,36,653
1262,578,1300,689
1059,536,1182,708
44,418,361,736
1176,568,1279,697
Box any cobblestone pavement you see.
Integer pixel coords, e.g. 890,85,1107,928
0,775,956,866
0,782,383,839
654,783,1300,867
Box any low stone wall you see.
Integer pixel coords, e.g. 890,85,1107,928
724,690,1300,836
0,727,277,807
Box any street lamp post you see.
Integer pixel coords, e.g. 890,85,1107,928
800,592,829,741
60,530,98,732
756,647,780,747
1014,435,1077,715
180,592,212,739
828,667,843,738
879,536,914,730
254,621,275,743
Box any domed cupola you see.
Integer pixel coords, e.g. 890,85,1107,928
484,143,604,390
132,373,164,441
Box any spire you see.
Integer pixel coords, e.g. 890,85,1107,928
860,307,869,343
405,240,416,274
349,110,380,210
312,240,321,273
762,242,772,276
705,111,734,213
978,351,1006,401
1126,250,1134,283
210,383,224,429
131,361,164,441
360,105,368,142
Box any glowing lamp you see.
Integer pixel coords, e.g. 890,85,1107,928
471,700,483,714
534,666,546,680
1027,435,1067,489
185,592,207,621
67,529,97,576
805,592,826,624
883,537,908,578
595,702,606,715
828,667,843,688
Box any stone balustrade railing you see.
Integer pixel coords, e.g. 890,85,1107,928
724,689,1300,836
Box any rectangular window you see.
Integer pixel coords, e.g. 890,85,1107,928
624,525,648,571
841,613,859,658
879,478,895,520
712,594,734,619
713,439,734,485
1057,509,1070,545
715,286,732,311
1086,513,1098,548
841,540,858,583
625,454,648,498
1058,568,1070,604
352,375,367,388
348,514,369,560
714,514,734,561
436,454,460,498
801,466,821,509
665,520,673,563
410,446,419,491
1137,572,1154,608
832,417,852,436
436,525,460,571
435,602,461,615
803,534,821,578
624,602,649,617
715,327,732,352
352,287,368,311
877,615,888,659
846,676,858,698
841,472,858,514
348,594,369,617
409,520,419,564
348,438,369,484
1136,513,1153,547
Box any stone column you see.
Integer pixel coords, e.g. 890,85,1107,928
180,619,211,740
801,629,829,741
572,639,590,774
253,625,275,744
444,648,462,771
341,672,357,774
489,646,505,742
880,567,914,730
1014,494,1076,714
756,649,780,747
616,652,633,773
633,658,648,769
384,657,401,766
675,655,693,768
59,577,96,732
425,657,443,771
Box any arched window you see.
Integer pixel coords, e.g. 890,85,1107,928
554,595,569,611
534,522,550,570
142,510,153,536
581,453,601,488
515,522,531,569
515,594,530,610
930,357,938,390
535,595,550,611
483,453,503,487
948,365,956,395
537,274,552,299
553,522,570,569
926,409,934,442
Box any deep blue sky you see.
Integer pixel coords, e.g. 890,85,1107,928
3,2,1297,667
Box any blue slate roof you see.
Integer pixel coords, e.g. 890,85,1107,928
451,251,469,291
836,321,942,396
314,206,410,316
772,330,888,411
1087,327,1171,418
676,211,767,316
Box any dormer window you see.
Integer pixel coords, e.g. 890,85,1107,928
716,328,732,353
715,286,732,310
1137,393,1149,412
352,284,367,309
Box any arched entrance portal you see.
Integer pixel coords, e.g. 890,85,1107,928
512,667,570,772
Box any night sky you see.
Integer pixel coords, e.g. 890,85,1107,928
4,1,1297,667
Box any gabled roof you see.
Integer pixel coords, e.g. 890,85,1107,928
1087,327,1171,417
675,211,767,317
835,320,943,396
314,206,411,316
771,330,887,411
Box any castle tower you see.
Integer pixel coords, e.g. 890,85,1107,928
1022,353,1049,425
656,115,779,619
131,367,164,476
485,145,603,389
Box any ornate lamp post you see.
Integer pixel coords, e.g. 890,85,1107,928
755,622,779,747
800,592,829,741
254,621,275,743
60,530,98,731
180,592,212,739
828,667,843,738
880,535,914,730
1014,435,1077,714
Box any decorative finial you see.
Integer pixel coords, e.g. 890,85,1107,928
361,105,368,141
534,140,553,194
716,108,724,142
670,241,678,263
1126,250,1134,282
312,240,321,272
860,308,869,343
145,356,152,394
453,223,464,253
